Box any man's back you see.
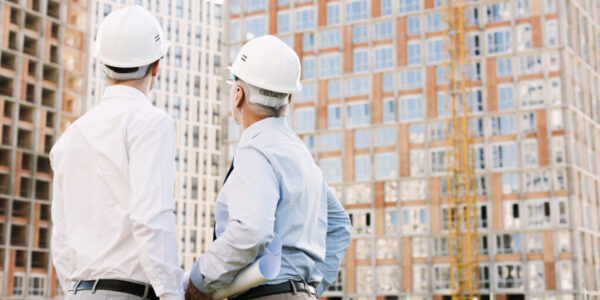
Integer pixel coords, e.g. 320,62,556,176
50,85,182,296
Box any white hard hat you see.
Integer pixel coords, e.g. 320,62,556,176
228,35,302,98
93,5,169,69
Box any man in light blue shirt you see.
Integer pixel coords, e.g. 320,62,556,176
185,36,351,300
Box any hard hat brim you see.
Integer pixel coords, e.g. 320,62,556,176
93,41,170,68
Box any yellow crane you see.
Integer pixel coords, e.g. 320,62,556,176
443,0,480,300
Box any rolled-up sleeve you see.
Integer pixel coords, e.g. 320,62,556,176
315,183,352,296
189,146,279,294
128,115,183,298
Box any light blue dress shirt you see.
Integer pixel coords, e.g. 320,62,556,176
190,117,351,296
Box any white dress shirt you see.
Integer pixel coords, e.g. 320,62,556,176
50,85,183,299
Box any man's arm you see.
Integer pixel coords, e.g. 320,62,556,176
128,115,183,300
189,146,279,294
49,153,72,291
315,184,351,296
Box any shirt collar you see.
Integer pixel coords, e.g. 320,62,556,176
101,85,150,103
239,117,287,147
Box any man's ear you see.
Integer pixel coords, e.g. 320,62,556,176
234,86,245,109
151,60,160,77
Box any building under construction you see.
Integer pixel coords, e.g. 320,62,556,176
223,0,600,299
0,0,88,298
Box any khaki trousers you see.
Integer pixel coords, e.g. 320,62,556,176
247,292,318,300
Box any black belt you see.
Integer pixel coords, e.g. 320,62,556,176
68,279,158,299
230,280,317,299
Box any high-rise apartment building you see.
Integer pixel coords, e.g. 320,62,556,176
0,0,89,298
87,0,225,272
223,0,600,299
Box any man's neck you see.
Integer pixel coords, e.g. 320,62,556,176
107,80,149,98
241,110,270,131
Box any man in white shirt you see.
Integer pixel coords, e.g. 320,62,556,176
185,36,351,300
50,6,183,300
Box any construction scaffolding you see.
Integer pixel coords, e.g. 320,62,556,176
443,1,479,300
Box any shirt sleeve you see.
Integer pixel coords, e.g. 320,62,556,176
128,115,184,298
49,152,73,291
315,183,352,296
189,146,279,294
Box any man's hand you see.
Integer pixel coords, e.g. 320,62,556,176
184,279,210,300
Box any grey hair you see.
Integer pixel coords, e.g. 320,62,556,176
236,80,289,117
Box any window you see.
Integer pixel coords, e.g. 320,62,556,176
303,136,315,153
412,237,428,258
350,211,372,235
487,29,511,54
528,261,545,291
294,108,315,133
29,276,46,296
409,124,425,143
410,150,426,176
327,105,341,129
374,21,393,40
320,29,341,49
400,96,424,121
296,8,315,31
413,265,428,291
245,0,266,12
302,57,315,80
497,263,523,289
527,232,543,253
558,199,568,225
353,50,368,73
382,73,394,92
319,134,342,153
429,122,446,142
346,0,368,22
402,206,427,233
516,0,530,18
496,233,521,254
524,171,550,193
230,0,241,14
427,39,443,63
545,20,559,47
557,261,573,290
13,274,24,296
503,202,521,229
326,3,340,25
355,155,371,180
470,33,481,56
427,13,443,32
374,47,393,70
433,265,450,290
376,153,397,179
520,80,544,107
527,200,551,227
430,149,447,173
381,0,393,16
375,127,396,147
320,158,342,182
347,102,370,127
521,139,538,168
320,54,341,78
400,180,426,201
383,98,396,123
516,24,532,51
407,41,422,65
399,0,421,14
346,76,369,96
406,16,421,35
486,3,509,23
377,238,398,259
492,143,518,169
498,85,515,110
296,83,316,103
545,0,557,13
521,112,536,133
377,266,400,292
229,21,241,42
519,54,543,75
278,0,290,6
327,81,341,99
353,25,368,43
491,115,516,135
245,16,266,40
497,57,512,77
277,12,290,34
434,237,449,256
474,145,485,170
354,129,370,149
399,69,422,90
